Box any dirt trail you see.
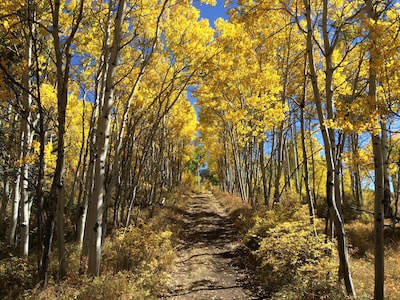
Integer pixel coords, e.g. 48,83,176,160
162,193,265,300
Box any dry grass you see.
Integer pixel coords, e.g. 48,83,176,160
345,222,400,298
213,190,252,212
213,190,255,234
350,245,400,299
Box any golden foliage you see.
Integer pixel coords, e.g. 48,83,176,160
244,202,342,298
103,224,175,289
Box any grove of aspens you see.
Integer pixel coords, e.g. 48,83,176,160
0,0,399,299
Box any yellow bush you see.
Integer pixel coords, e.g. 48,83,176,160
255,220,340,298
77,272,149,300
103,224,175,294
244,200,344,298
244,200,310,250
181,172,198,191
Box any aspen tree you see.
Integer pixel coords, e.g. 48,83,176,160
110,0,213,224
0,102,11,222
301,0,356,295
364,1,390,298
0,1,48,259
40,0,84,284
86,0,127,276
0,1,32,253
299,55,316,226
196,18,285,204
19,0,35,258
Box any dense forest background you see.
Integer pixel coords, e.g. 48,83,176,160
0,0,399,299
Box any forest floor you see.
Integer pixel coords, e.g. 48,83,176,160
161,193,267,300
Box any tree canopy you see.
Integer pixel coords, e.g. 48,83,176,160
0,0,400,298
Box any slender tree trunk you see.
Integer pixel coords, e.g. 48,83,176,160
300,58,315,229
50,32,68,283
394,168,399,234
290,113,300,194
308,120,317,202
40,0,83,285
77,107,97,248
303,0,355,295
0,171,10,225
267,131,275,206
67,98,88,213
88,0,126,276
32,19,46,279
229,127,247,202
273,126,284,204
20,8,35,257
0,105,13,224
79,150,95,249
283,138,291,191
364,1,385,298
8,19,36,250
372,131,385,300
381,120,392,218
259,141,269,207
19,143,32,258
334,134,346,216
351,134,364,209
103,74,143,215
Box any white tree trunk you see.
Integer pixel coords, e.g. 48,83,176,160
302,0,355,295
20,155,31,258
77,111,97,248
20,24,34,257
79,155,94,249
88,0,126,276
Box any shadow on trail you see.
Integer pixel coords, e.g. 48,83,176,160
164,194,270,299
181,207,238,249
170,279,245,297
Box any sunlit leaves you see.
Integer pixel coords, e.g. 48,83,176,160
197,19,285,146
167,97,197,141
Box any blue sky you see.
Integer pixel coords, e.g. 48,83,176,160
193,0,229,27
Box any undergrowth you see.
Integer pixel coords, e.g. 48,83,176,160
242,198,345,299
1,189,399,299
235,194,400,299
0,191,188,300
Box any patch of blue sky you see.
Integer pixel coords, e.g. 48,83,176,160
193,0,229,28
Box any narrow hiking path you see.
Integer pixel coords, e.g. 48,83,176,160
162,193,266,300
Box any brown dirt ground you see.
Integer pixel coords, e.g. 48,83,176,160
161,193,268,300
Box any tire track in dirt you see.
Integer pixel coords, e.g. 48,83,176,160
162,193,264,300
